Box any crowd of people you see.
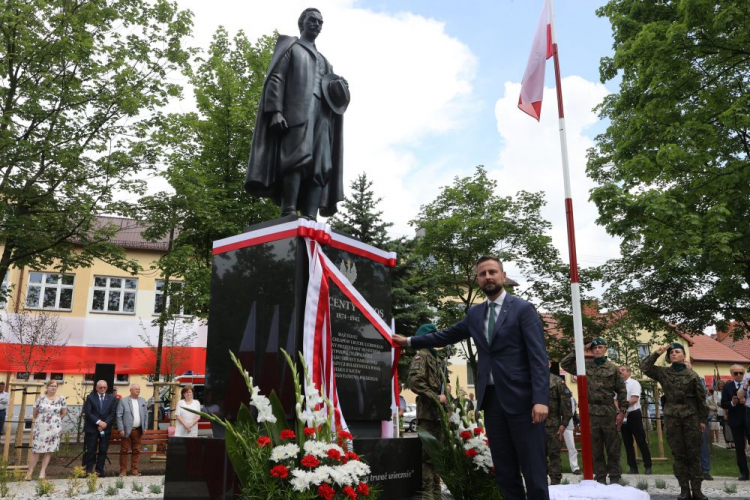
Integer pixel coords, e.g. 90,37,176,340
19,380,201,480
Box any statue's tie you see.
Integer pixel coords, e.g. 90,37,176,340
488,302,497,343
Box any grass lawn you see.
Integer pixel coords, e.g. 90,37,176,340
559,430,742,477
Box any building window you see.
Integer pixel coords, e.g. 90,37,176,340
84,373,95,382
32,373,47,381
91,276,138,313
116,374,130,384
637,344,650,360
25,272,75,310
0,272,8,309
16,372,29,380
50,373,64,381
154,280,191,316
467,367,476,387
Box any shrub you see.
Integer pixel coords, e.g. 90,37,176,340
35,479,55,497
724,482,738,494
86,472,98,493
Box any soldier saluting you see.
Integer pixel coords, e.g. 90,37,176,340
561,337,627,485
642,342,708,500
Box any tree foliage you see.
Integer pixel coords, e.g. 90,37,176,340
139,28,279,319
589,0,750,336
328,173,392,247
410,166,567,375
0,0,193,290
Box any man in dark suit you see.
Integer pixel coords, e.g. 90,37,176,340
393,255,550,500
83,380,118,476
721,364,750,480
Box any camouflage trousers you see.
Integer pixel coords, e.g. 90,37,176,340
546,426,563,485
419,419,443,499
665,414,703,487
590,414,621,482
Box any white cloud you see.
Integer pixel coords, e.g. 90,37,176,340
493,76,620,276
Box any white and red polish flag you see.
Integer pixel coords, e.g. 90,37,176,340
518,0,553,120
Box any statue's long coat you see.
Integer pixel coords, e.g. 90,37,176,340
245,35,344,217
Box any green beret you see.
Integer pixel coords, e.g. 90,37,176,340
588,337,607,349
415,324,437,337
666,342,685,356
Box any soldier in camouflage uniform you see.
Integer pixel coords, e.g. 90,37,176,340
408,323,446,499
642,343,709,500
561,337,627,484
546,370,573,485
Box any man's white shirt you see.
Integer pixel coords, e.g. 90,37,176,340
624,377,642,412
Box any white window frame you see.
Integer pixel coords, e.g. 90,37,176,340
91,276,138,314
0,272,8,309
153,280,191,316
25,272,75,311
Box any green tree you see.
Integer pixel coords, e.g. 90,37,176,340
328,173,392,247
589,0,750,337
138,28,278,381
0,0,193,292
410,166,567,378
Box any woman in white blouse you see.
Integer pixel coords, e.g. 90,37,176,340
174,384,201,437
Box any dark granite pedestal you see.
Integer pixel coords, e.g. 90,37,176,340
164,217,421,499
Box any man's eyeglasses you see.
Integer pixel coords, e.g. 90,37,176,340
733,372,745,376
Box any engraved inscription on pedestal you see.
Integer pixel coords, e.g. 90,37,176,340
327,265,391,422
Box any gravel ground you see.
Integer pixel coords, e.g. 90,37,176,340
0,475,165,499
437,473,750,499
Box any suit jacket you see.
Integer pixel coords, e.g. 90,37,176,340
411,294,549,415
721,380,746,427
116,396,148,438
83,391,117,434
245,35,344,216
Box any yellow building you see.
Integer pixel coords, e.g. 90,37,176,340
0,216,207,405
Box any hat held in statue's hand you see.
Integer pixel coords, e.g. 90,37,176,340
322,73,350,114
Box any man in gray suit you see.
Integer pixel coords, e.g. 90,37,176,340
116,384,148,477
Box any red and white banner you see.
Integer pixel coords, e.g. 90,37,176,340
215,219,401,434
0,314,207,375
518,0,553,120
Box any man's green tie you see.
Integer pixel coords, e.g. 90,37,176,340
488,302,497,343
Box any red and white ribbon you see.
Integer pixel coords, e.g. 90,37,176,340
213,219,398,268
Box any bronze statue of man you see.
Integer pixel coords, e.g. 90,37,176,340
245,8,350,220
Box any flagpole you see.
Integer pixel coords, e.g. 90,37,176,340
547,0,593,480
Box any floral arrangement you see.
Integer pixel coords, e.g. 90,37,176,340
192,350,375,500
417,380,504,500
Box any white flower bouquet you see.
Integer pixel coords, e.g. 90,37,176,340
191,349,375,500
417,380,504,499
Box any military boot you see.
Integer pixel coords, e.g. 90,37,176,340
677,481,691,500
691,481,709,500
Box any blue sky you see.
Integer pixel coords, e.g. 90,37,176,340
172,0,623,285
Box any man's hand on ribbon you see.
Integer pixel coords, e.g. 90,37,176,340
392,334,408,347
